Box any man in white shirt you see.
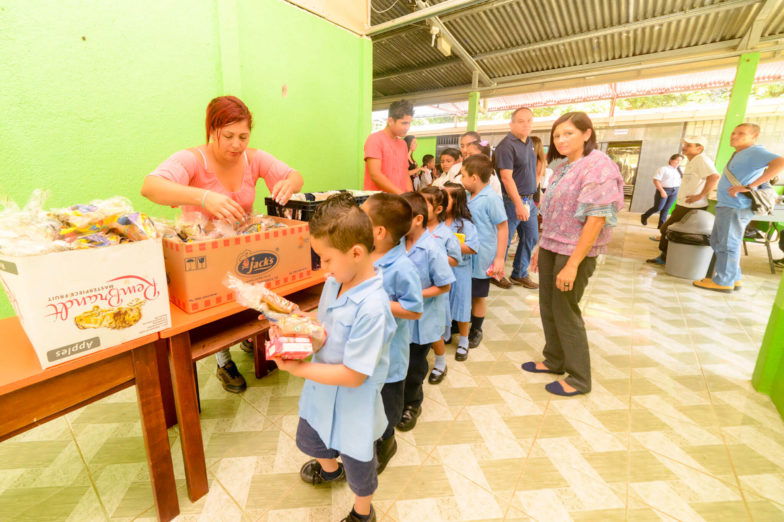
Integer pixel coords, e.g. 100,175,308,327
641,154,683,229
647,136,720,265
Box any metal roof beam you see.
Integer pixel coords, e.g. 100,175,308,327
367,0,491,36
738,0,778,50
414,0,495,86
371,35,784,108
474,0,762,61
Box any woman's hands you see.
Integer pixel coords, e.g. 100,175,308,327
529,247,539,273
202,190,246,222
271,172,304,205
555,263,577,292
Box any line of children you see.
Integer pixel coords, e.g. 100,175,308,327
270,194,396,522
419,186,461,384
462,155,509,348
397,191,454,431
269,159,508,518
361,193,424,473
442,182,479,361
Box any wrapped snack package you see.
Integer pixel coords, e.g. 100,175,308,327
150,217,178,239
241,216,286,234
0,190,72,256
71,233,123,249
265,335,313,360
224,274,326,350
455,232,465,244
108,212,158,241
53,196,134,232
175,212,210,242
224,274,298,313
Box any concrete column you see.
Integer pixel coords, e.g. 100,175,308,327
714,52,760,173
467,91,480,132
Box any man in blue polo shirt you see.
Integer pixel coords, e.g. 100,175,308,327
694,123,784,292
494,107,539,290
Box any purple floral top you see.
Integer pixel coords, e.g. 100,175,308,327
539,149,625,257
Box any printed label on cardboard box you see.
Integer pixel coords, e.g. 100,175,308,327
236,250,278,276
47,336,101,362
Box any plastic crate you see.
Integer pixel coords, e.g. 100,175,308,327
264,191,373,269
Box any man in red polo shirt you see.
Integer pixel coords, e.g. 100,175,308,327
364,100,414,194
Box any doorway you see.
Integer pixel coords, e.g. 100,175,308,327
605,141,643,197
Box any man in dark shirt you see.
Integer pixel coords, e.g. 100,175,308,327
494,107,539,289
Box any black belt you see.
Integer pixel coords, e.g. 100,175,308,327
520,193,535,198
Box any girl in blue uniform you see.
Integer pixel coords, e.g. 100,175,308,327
443,182,479,361
420,186,461,384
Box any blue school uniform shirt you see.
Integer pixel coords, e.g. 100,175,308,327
406,230,455,344
448,218,478,323
373,242,423,383
430,221,463,328
298,274,396,462
717,145,781,209
468,184,507,279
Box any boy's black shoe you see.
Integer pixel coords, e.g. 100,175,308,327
468,329,483,348
216,361,247,393
341,506,376,522
299,459,345,485
240,338,254,353
376,436,397,474
396,405,421,432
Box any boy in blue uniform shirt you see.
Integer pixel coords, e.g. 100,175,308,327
463,154,509,348
270,194,395,522
362,193,424,473
397,192,455,432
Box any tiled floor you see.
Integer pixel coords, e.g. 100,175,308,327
2,209,784,521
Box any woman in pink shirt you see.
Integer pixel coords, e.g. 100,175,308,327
521,112,624,398
141,96,304,393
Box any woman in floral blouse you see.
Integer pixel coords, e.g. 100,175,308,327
521,112,624,397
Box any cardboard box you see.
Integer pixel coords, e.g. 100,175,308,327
0,239,172,368
162,217,311,313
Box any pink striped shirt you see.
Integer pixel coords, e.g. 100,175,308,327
148,147,294,216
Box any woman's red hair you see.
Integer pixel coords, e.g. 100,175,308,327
205,96,253,143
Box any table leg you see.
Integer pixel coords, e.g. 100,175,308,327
132,343,179,522
766,232,775,274
254,331,269,379
168,333,209,501
154,338,177,429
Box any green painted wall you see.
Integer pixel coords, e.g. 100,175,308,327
753,271,784,419
414,137,437,168
0,0,372,319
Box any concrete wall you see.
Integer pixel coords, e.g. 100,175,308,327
595,124,685,213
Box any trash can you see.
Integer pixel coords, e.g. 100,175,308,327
665,209,715,280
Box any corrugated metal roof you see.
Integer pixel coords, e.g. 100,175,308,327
370,0,784,103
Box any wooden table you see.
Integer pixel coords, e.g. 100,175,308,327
0,318,179,521
158,272,325,501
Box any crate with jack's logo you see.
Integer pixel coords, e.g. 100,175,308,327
0,239,172,368
162,216,311,313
